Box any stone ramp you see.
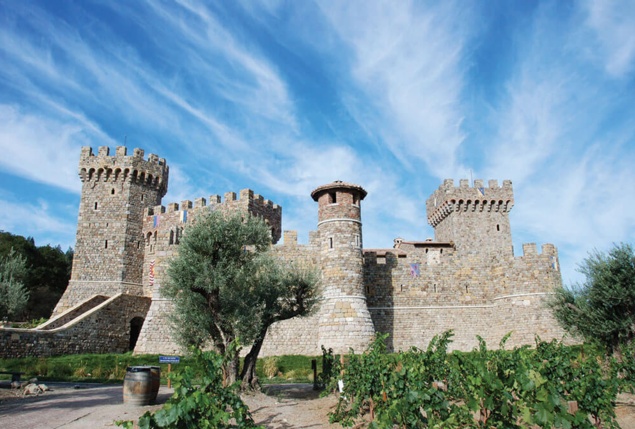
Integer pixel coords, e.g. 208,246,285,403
0,294,151,358
36,295,110,331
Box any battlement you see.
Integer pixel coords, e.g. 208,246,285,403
519,243,558,258
78,146,169,197
145,189,281,216
426,179,514,228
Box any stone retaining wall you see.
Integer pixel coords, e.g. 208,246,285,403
0,294,151,358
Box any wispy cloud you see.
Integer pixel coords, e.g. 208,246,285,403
482,3,635,283
0,0,633,286
318,0,471,177
0,105,88,193
583,0,635,78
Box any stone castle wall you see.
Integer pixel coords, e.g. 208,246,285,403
25,146,571,359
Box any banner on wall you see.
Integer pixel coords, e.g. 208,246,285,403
149,260,155,286
410,263,420,278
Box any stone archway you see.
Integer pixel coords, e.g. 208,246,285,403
129,317,145,351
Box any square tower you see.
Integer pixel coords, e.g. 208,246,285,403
426,179,514,258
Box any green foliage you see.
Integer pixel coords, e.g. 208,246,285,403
162,210,319,387
162,211,272,350
117,347,262,429
0,231,72,320
328,332,620,429
549,242,635,354
0,352,319,384
0,248,29,320
317,346,340,390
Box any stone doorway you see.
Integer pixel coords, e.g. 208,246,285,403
129,317,144,351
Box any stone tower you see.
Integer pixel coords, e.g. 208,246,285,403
426,179,514,257
312,181,375,353
52,146,169,316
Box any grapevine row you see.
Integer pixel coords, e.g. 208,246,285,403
324,331,632,429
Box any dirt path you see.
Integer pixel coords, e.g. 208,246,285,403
1,383,635,428
0,383,340,428
245,384,342,428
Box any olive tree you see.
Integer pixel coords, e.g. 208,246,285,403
162,210,319,386
549,242,635,354
0,249,29,321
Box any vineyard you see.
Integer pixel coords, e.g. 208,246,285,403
323,332,635,429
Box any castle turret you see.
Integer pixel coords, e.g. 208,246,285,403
426,179,514,258
52,146,169,316
312,181,375,353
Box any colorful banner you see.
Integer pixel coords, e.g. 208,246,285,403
410,263,420,278
149,260,155,286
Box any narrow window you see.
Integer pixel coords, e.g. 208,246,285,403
111,188,115,195
137,241,140,249
94,202,98,210
104,240,108,249
141,194,144,201
169,230,174,245
440,249,443,255
154,231,157,242
465,285,468,293
355,234,360,248
353,194,359,205
329,192,337,204
497,224,500,231
433,284,437,293
329,237,333,249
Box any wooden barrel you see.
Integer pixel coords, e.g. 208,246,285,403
149,366,161,404
123,366,153,406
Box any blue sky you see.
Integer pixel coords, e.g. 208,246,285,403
1,1,634,285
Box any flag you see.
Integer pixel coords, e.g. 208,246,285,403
153,215,159,228
180,210,187,223
410,263,420,278
149,260,155,286
477,187,485,196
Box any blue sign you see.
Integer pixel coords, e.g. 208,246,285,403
159,355,180,364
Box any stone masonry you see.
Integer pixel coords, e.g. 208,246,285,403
0,146,568,358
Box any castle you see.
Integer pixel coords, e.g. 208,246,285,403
0,146,566,358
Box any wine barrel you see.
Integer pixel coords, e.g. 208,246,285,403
123,366,152,406
149,366,161,403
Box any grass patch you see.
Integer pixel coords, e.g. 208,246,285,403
1,352,323,384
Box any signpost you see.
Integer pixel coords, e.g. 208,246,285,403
159,356,180,388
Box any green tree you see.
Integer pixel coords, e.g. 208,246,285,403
238,255,320,388
549,242,635,354
0,248,30,320
0,231,72,320
162,211,319,386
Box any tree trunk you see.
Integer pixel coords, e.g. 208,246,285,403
240,326,268,390
222,348,240,387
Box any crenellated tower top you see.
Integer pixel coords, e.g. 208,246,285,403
78,146,169,198
426,179,515,257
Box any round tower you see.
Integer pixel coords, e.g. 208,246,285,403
311,181,375,354
52,146,169,316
